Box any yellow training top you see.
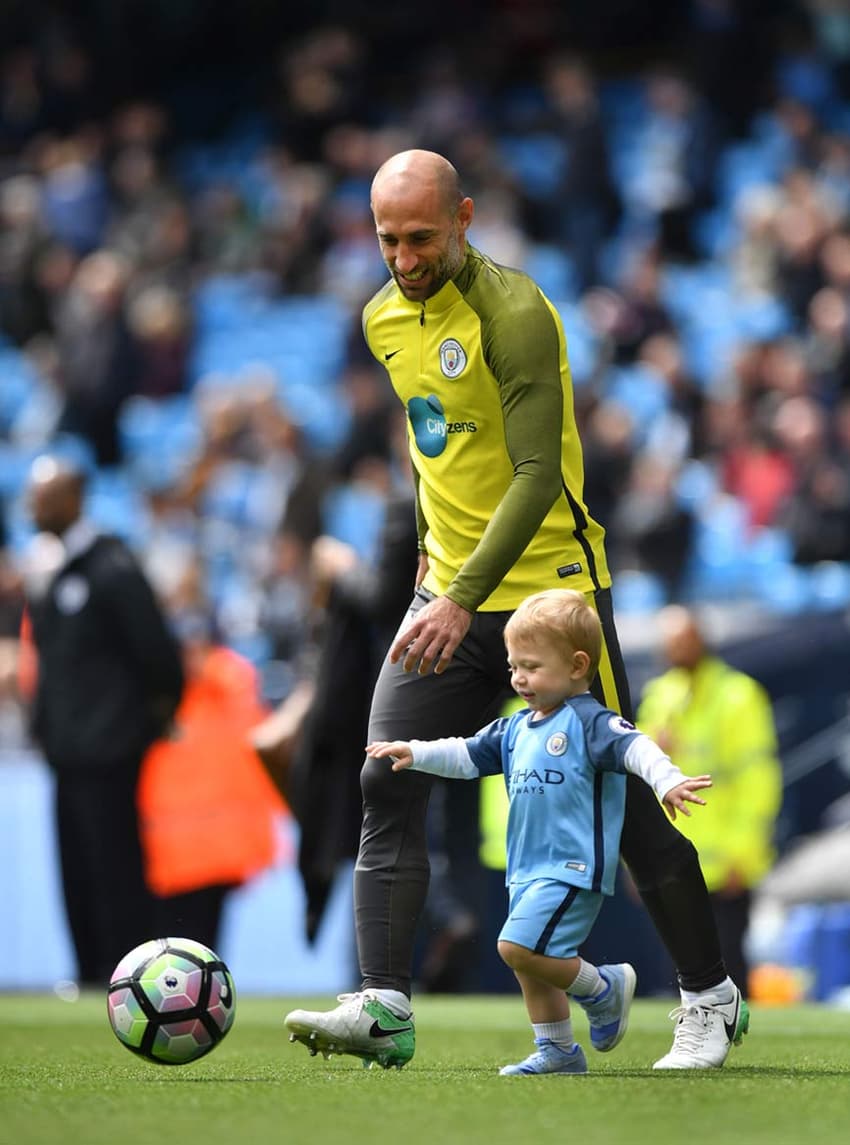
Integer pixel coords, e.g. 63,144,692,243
637,656,783,892
363,246,610,611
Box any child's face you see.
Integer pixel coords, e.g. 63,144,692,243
506,634,590,716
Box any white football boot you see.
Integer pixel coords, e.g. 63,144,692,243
285,991,415,1069
653,985,750,1069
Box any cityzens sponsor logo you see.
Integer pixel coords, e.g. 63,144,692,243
407,394,477,457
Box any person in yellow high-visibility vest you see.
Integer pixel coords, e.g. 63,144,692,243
636,606,783,997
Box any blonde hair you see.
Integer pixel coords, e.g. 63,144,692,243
504,589,602,679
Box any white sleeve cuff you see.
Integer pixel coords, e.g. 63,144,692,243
624,734,687,800
409,738,480,779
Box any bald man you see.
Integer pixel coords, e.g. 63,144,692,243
638,607,782,1000
24,456,184,986
286,151,748,1071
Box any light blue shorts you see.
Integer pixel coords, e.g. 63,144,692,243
499,879,605,959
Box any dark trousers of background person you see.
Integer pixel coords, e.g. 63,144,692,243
54,759,155,986
711,890,752,1000
153,884,234,954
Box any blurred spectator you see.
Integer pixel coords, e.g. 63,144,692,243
608,454,697,598
637,606,783,996
126,284,191,398
721,419,796,532
270,24,368,167
195,182,261,275
288,481,418,944
803,284,850,400
578,399,635,532
775,393,850,564
36,133,109,256
21,455,184,986
138,605,286,954
730,185,783,301
0,173,50,346
539,54,620,291
583,249,674,366
52,248,140,465
626,66,721,262
409,48,484,155
0,48,45,152
684,0,775,138
0,500,25,746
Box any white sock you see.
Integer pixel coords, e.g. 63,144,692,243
368,988,412,1017
532,1018,574,1049
681,976,735,1007
568,959,606,1001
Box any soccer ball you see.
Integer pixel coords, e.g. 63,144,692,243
106,937,236,1065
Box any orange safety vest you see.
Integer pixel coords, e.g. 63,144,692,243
137,645,287,897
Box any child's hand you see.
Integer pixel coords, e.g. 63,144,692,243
662,775,712,821
365,740,414,771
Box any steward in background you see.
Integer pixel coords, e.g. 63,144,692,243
22,455,184,987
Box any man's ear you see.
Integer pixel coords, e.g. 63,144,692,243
457,196,474,231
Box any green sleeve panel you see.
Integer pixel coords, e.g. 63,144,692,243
444,281,566,611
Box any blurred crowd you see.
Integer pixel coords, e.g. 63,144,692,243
2,0,850,738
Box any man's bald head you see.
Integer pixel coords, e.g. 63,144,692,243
28,455,86,537
370,149,473,301
657,605,708,671
371,150,463,215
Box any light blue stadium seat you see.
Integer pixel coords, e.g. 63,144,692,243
118,394,202,489
523,244,577,303
747,525,795,575
809,561,850,611
559,303,599,387
611,569,667,615
86,469,150,545
756,560,814,615
0,348,39,433
0,442,38,499
322,484,387,564
716,141,783,207
685,496,752,599
675,459,719,511
498,133,566,200
604,362,669,441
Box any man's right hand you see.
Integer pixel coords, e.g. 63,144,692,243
390,594,472,676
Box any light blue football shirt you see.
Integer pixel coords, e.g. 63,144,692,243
464,694,641,895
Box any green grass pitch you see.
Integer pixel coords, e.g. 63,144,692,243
2,993,850,1145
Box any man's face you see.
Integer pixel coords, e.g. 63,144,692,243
28,479,76,536
372,182,473,302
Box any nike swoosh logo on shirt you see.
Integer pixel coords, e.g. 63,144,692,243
385,349,402,360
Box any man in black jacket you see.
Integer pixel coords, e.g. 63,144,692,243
24,455,184,987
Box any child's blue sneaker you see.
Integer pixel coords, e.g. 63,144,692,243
580,963,637,1052
499,1038,588,1076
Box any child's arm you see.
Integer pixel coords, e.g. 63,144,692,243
366,740,415,771
661,775,713,821
366,737,481,779
623,734,712,821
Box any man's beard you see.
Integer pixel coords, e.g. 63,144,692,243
392,229,465,299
